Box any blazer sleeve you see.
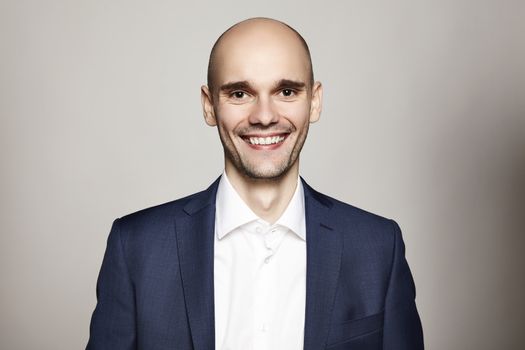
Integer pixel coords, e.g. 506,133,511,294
86,219,136,350
383,220,424,349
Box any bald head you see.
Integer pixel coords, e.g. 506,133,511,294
207,18,314,94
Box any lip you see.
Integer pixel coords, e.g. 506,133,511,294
241,132,289,150
241,132,289,138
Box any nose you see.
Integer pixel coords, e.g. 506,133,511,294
248,96,279,126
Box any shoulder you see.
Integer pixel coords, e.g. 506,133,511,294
304,184,405,272
324,192,395,227
303,180,401,241
112,178,219,242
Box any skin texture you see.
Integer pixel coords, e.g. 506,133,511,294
201,18,323,223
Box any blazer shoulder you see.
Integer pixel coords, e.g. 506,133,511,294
114,178,219,239
118,191,199,223
305,183,400,240
305,182,393,224
330,194,392,224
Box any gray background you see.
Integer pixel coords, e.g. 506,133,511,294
1,0,524,349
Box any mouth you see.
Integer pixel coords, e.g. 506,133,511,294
241,133,289,148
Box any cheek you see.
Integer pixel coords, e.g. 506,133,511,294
278,102,311,126
216,105,247,133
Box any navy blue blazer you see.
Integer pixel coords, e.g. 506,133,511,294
87,178,423,349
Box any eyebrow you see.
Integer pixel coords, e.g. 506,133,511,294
274,79,307,91
218,79,307,94
219,81,252,93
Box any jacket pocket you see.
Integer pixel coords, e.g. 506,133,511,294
326,311,384,348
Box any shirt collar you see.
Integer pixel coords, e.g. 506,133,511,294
215,171,306,241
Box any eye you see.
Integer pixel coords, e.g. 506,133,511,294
281,89,295,97
232,91,247,99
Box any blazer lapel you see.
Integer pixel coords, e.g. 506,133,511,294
175,178,220,350
302,179,343,350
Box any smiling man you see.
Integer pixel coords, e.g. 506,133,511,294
87,18,424,350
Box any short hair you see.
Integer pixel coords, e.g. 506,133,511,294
206,18,314,94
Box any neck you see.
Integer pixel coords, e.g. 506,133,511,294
225,162,300,224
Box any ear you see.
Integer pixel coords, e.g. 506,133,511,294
309,81,323,123
201,85,217,126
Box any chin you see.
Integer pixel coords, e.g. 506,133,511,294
239,161,293,180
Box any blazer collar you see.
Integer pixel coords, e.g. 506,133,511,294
176,176,342,350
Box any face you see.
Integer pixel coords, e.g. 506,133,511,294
201,23,322,180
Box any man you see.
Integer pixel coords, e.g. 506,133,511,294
87,17,423,350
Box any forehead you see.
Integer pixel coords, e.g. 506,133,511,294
213,24,311,86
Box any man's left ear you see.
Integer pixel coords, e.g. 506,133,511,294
309,81,323,123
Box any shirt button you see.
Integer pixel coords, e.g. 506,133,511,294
256,226,262,233
264,257,270,264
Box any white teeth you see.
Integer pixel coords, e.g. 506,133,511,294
248,136,285,145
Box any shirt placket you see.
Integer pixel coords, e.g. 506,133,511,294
252,223,277,350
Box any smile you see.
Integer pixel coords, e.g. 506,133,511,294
242,132,290,150
247,135,285,145
241,133,289,148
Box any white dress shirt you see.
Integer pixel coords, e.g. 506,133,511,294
214,172,307,350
